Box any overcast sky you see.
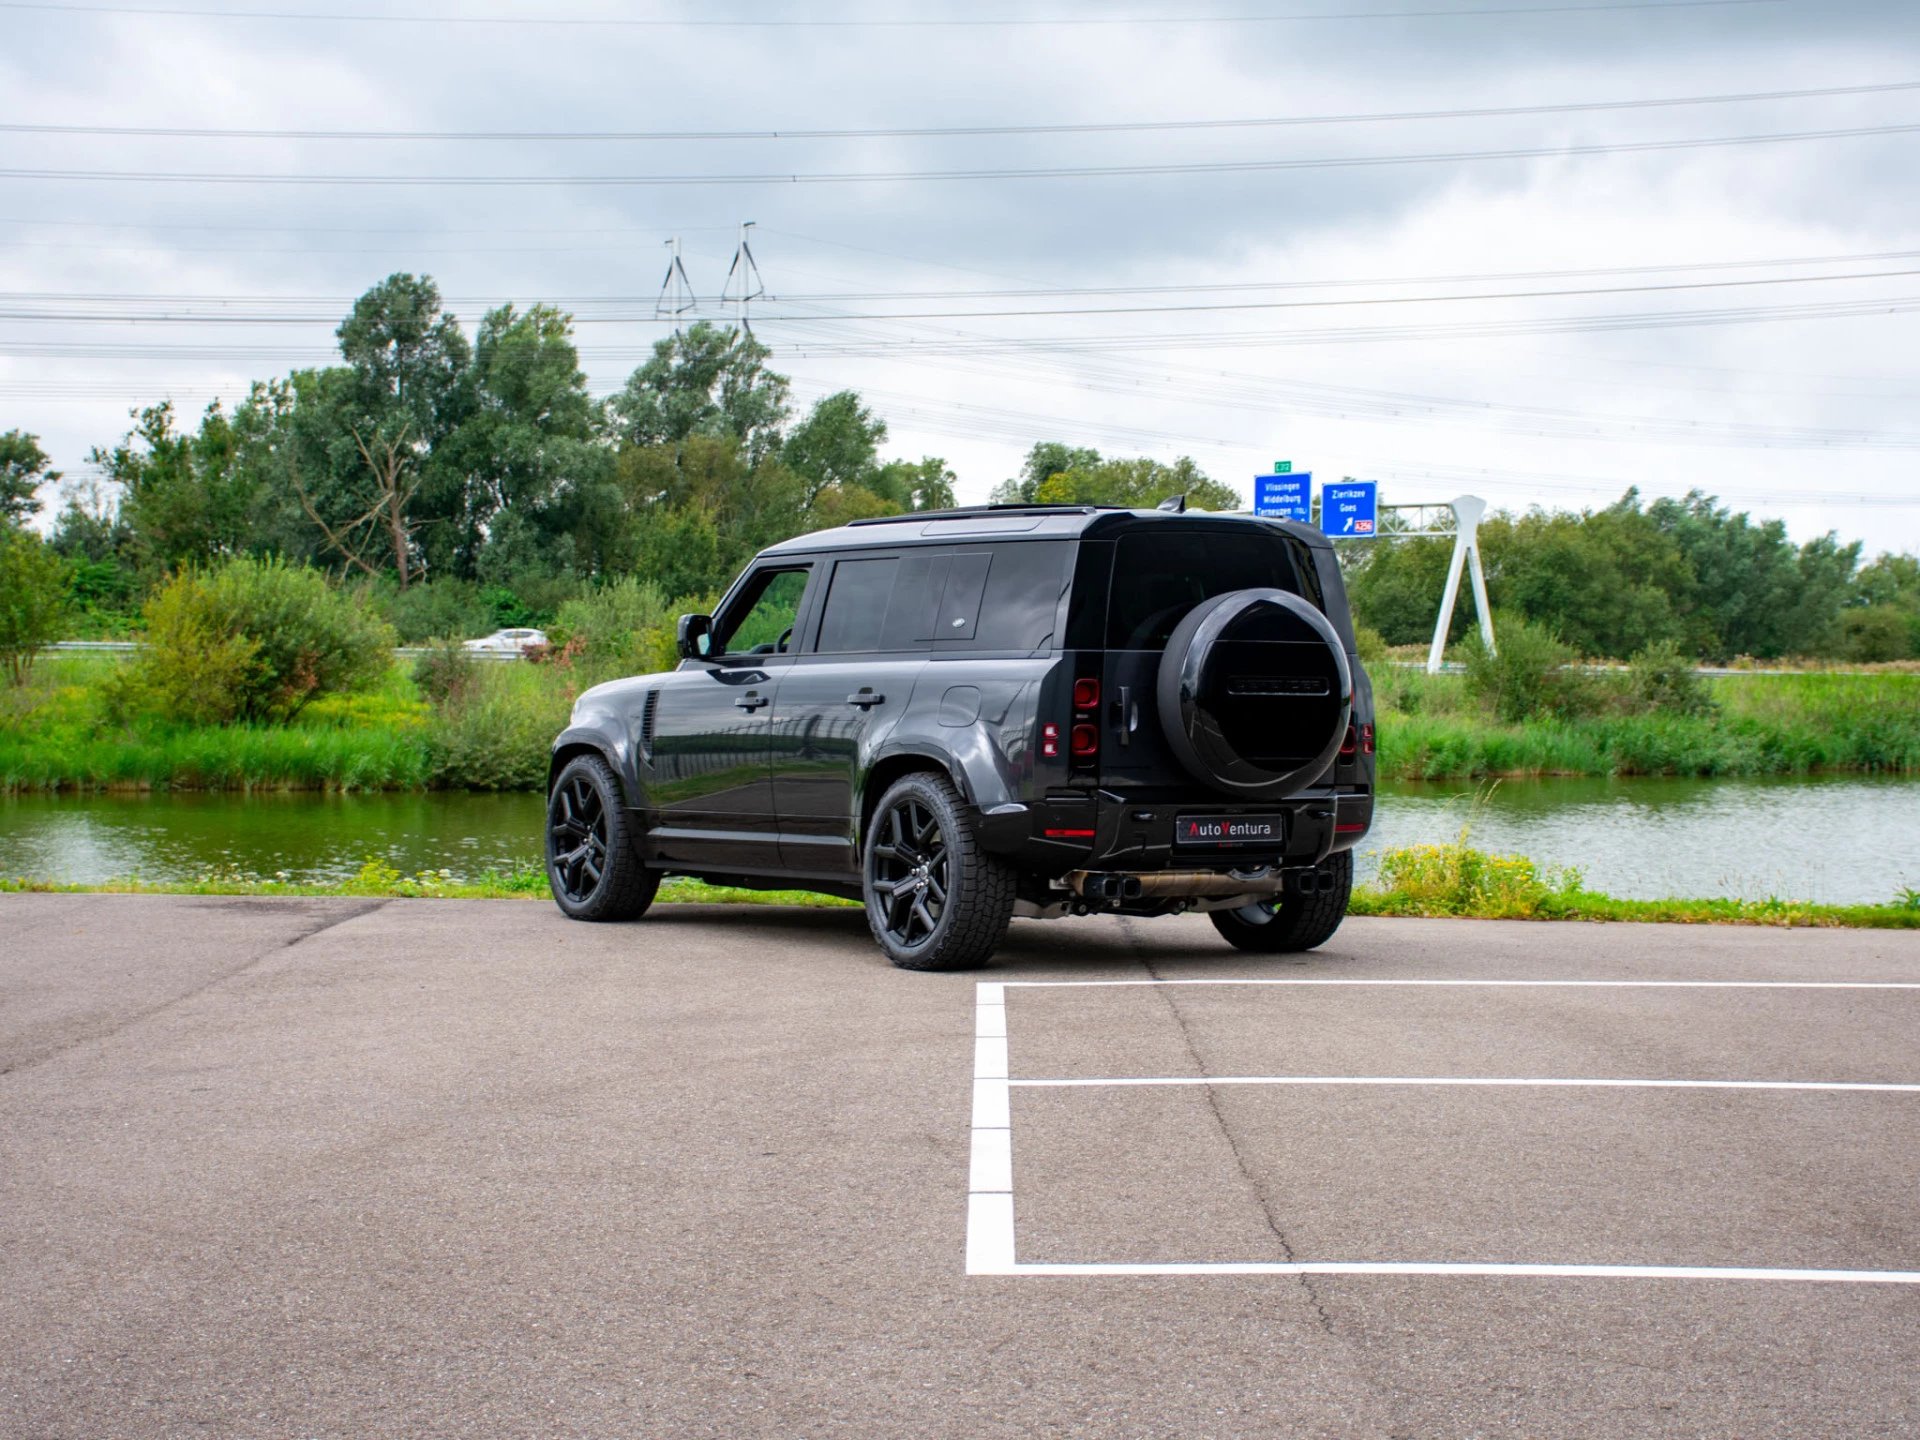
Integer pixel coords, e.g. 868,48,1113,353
4,0,1918,552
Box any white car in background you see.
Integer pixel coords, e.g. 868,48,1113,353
462,628,548,658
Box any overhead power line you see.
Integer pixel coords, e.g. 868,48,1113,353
6,121,1914,187
9,264,1920,324
7,78,1911,143
0,0,1791,30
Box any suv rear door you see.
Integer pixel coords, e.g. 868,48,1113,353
768,549,942,876
1096,525,1315,791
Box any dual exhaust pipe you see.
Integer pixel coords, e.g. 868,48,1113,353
1068,868,1324,903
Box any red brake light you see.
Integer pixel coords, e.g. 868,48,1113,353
1070,723,1099,757
1362,723,1375,756
1041,722,1060,758
1072,677,1100,709
1340,722,1358,758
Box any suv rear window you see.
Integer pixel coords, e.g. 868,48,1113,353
1106,531,1304,650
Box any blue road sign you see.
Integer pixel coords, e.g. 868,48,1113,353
1320,480,1378,537
1253,471,1311,522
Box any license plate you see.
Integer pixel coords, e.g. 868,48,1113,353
1175,813,1285,848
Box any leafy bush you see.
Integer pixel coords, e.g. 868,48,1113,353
1352,622,1389,666
1461,617,1578,722
114,558,394,724
552,576,677,681
1624,638,1716,717
1840,606,1917,663
1370,841,1583,919
382,578,494,644
425,685,563,790
411,641,480,706
0,525,70,685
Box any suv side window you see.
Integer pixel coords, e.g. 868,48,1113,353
816,557,901,653
712,566,811,656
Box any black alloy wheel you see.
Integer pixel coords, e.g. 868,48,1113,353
546,753,659,921
862,772,1016,971
870,793,952,949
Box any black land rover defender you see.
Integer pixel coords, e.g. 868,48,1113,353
545,504,1375,970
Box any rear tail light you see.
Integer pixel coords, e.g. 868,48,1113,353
1340,722,1358,759
1072,677,1101,709
1070,723,1099,758
1362,723,1375,755
1041,723,1060,758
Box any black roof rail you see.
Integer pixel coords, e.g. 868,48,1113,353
845,503,1105,527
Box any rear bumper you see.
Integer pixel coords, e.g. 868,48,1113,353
980,785,1373,873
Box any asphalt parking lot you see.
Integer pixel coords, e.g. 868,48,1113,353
3,893,1918,1439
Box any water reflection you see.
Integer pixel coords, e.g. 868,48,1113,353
1366,775,1920,904
0,777,1915,905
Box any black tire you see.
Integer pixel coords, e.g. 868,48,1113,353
1209,850,1352,953
862,771,1016,971
546,754,660,922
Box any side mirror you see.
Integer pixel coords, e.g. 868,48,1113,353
676,613,713,660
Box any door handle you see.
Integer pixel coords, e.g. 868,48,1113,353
846,691,886,709
734,692,770,713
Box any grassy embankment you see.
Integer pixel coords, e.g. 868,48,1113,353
2,654,1918,793
1374,667,1920,780
7,844,1917,929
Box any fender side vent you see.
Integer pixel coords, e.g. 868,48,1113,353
1227,676,1330,697
639,688,660,763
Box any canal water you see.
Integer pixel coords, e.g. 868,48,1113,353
2,776,1915,905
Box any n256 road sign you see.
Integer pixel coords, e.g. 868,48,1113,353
1254,472,1311,522
1320,480,1377,537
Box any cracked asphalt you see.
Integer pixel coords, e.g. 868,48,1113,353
3,892,1919,1439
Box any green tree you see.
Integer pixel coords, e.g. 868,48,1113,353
781,390,889,506
992,442,1103,504
1644,491,1858,659
873,456,958,512
0,524,70,683
450,303,608,585
1346,535,1460,646
90,401,268,574
1034,454,1240,512
0,429,58,524
606,323,790,465
1479,501,1689,658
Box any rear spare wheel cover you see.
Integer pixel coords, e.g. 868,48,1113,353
1154,587,1353,798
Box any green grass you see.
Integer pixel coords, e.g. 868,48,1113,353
5,847,1914,929
1346,840,1920,928
1374,671,1920,780
5,657,1920,791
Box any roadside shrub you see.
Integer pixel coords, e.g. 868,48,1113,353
411,641,480,707
552,577,676,681
1840,606,1917,663
1353,622,1389,667
1462,617,1579,723
0,525,70,685
114,558,395,724
1624,638,1717,717
424,685,563,790
1371,841,1582,919
383,577,494,644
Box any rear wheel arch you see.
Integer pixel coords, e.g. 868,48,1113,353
858,750,969,850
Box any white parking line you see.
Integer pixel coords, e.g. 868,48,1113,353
966,978,1920,1283
1011,1076,1920,1092
974,1259,1920,1283
1001,979,1920,989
